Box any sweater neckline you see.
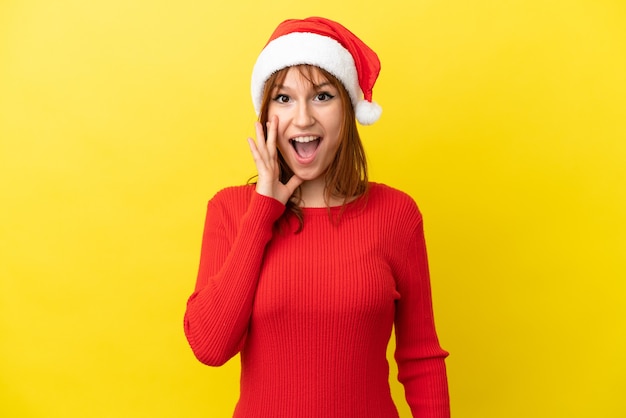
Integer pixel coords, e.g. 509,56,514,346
299,183,378,216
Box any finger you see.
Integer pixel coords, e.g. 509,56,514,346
253,121,268,157
248,136,270,178
265,115,278,161
284,174,304,196
254,121,265,142
247,137,260,162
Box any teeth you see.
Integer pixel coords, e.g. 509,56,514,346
291,136,319,143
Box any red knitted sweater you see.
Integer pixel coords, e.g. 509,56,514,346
184,183,449,417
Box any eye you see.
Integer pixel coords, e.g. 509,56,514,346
273,94,290,104
314,92,334,102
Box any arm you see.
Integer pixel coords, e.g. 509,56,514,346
183,189,285,366
394,212,450,418
185,116,300,366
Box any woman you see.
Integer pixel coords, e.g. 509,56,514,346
184,16,450,418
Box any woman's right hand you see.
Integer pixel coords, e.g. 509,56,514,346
247,115,303,205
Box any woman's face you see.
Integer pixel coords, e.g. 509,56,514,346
267,66,344,183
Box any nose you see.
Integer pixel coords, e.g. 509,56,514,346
293,101,315,128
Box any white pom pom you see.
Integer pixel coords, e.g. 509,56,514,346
355,100,382,125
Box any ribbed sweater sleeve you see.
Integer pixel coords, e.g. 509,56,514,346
184,187,285,366
392,201,450,418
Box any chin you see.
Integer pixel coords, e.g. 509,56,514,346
291,168,324,182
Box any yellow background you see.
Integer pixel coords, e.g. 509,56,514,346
1,0,625,417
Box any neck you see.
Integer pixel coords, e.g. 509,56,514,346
298,178,342,208
298,178,326,208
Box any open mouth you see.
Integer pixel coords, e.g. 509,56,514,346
290,136,321,159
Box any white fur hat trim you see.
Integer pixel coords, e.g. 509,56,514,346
251,32,364,119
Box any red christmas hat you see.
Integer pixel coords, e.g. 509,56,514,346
251,17,382,125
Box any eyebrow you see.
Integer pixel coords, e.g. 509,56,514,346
313,82,332,89
274,81,335,91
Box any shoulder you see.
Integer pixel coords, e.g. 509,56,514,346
368,182,416,203
210,184,255,202
207,184,256,213
367,183,423,220
201,185,257,233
